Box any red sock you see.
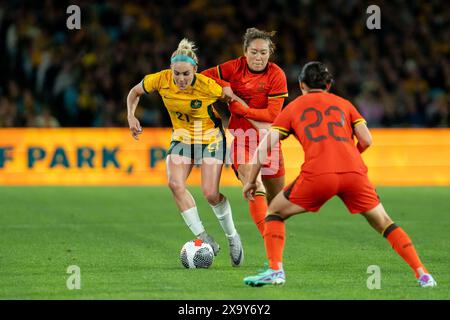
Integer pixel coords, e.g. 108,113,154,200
249,194,267,237
384,224,428,278
263,219,285,270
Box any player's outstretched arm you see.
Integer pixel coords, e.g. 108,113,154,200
354,123,373,153
243,129,281,200
127,82,146,140
244,98,285,123
229,95,271,130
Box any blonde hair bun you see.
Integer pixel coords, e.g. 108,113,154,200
177,38,197,52
171,38,199,65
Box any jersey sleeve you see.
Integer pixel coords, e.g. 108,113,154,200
217,58,239,82
271,105,293,140
245,98,284,122
228,101,247,116
201,67,230,87
349,102,367,128
268,68,288,99
204,75,223,99
201,58,239,88
142,71,163,93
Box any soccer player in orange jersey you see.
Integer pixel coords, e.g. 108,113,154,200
242,62,436,287
202,28,288,239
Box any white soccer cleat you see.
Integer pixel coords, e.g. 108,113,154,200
197,233,220,256
227,232,244,267
418,274,437,287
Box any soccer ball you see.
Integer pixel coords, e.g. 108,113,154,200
180,239,214,269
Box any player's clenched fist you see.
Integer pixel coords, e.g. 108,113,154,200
243,182,257,201
128,115,143,140
221,86,235,102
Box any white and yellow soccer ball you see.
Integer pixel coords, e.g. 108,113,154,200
180,239,214,269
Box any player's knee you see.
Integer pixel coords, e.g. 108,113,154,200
202,188,220,205
168,179,185,194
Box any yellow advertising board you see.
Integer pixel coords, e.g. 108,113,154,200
1,128,449,186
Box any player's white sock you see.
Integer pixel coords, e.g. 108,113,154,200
210,195,237,238
180,206,205,236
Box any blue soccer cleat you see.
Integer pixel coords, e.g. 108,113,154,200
418,274,437,287
243,266,286,287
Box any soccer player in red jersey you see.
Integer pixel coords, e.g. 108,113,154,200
242,62,436,287
202,28,288,238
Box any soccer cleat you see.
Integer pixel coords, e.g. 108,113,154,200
197,233,220,256
418,274,437,287
243,267,285,287
227,233,244,267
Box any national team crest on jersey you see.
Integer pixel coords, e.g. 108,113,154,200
257,82,266,92
191,100,202,109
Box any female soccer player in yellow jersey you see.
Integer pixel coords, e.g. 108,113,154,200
126,39,244,267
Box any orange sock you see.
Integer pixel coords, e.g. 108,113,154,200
249,194,267,237
383,223,428,278
263,217,285,270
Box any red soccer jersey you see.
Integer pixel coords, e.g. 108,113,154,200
272,92,368,175
202,56,288,132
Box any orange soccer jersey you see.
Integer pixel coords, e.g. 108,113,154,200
202,57,288,178
202,56,288,132
272,91,368,176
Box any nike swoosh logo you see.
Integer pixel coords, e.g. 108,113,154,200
233,249,243,265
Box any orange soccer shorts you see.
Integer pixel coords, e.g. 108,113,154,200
230,136,285,180
283,172,380,213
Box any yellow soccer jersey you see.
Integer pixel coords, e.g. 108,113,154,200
142,69,224,144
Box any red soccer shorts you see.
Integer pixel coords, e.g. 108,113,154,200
283,172,380,213
230,135,285,180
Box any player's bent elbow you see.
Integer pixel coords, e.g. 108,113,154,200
357,139,372,152
355,124,372,149
361,136,372,148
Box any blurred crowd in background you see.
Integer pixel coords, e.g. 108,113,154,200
0,0,449,128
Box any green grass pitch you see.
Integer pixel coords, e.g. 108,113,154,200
0,186,449,299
